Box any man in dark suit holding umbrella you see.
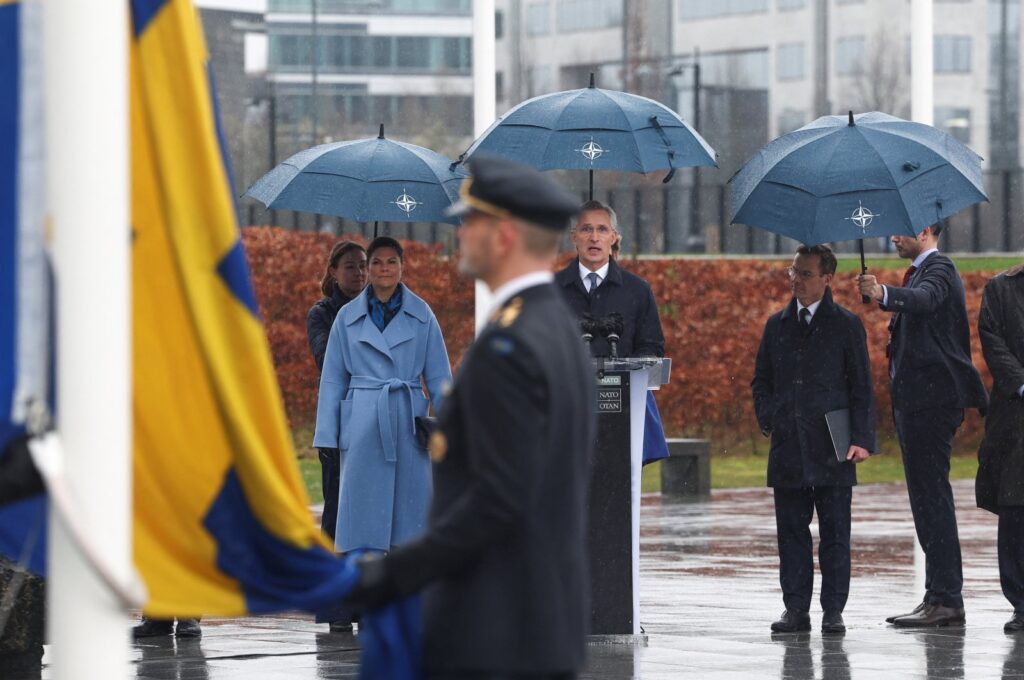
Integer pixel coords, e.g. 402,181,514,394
975,262,1024,633
753,244,875,635
859,224,988,627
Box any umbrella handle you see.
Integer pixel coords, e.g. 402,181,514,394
859,240,871,305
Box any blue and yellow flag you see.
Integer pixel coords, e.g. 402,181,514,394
0,0,49,575
129,0,356,617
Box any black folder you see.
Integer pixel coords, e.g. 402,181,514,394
825,408,879,461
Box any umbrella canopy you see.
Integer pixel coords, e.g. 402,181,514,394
729,111,987,246
463,76,717,181
245,125,467,224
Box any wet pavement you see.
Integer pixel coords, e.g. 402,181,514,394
15,479,1024,678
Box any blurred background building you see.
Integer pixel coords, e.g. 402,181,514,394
203,0,1024,253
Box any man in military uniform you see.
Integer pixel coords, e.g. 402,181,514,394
346,155,596,680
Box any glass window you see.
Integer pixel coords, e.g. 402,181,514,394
935,106,971,143
835,36,866,75
935,35,971,73
495,10,505,39
679,0,768,20
776,43,805,80
372,36,393,68
527,2,550,36
777,109,806,134
396,36,429,68
557,0,623,32
777,0,804,8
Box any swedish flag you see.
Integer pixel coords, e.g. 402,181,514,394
0,0,49,575
129,0,356,617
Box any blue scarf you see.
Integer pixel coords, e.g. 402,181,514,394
368,285,403,332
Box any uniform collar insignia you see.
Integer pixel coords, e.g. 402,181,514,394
498,297,523,328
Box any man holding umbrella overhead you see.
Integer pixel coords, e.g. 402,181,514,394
859,225,988,628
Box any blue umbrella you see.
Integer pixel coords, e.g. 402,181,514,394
463,74,717,197
729,111,987,298
730,111,987,245
245,125,467,232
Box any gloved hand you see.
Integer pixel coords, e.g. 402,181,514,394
343,553,399,612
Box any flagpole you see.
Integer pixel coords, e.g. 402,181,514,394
910,0,933,598
472,0,496,332
44,0,131,677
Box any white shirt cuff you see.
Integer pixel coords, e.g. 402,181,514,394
881,285,888,306
1018,384,1024,397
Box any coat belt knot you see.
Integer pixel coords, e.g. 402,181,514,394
349,376,420,462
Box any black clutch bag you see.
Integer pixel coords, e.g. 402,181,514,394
414,416,438,450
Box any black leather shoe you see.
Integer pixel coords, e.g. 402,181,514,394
886,601,926,624
822,610,846,635
132,617,174,639
892,604,965,628
1005,611,1024,632
328,621,354,633
175,619,202,638
771,609,811,633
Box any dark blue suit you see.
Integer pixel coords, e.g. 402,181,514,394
883,251,987,609
554,258,664,358
752,288,875,613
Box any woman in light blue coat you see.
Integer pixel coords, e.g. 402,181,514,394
313,237,451,553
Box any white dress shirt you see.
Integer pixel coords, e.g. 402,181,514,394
578,261,610,292
796,298,822,323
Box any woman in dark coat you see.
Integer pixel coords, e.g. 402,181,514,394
307,240,366,632
307,241,367,372
976,263,1024,631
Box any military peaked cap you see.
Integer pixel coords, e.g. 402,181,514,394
447,154,580,231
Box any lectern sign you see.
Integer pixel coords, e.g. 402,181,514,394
597,388,622,413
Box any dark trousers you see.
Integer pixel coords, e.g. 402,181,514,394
426,673,576,680
893,407,964,608
318,447,341,541
999,505,1024,613
773,486,852,613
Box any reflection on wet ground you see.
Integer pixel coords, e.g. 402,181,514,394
13,480,1024,678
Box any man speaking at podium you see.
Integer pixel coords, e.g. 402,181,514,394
554,201,665,359
554,201,669,464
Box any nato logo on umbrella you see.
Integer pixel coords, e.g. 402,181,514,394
845,201,882,234
576,137,607,164
392,189,420,214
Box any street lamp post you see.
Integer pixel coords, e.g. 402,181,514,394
668,48,702,253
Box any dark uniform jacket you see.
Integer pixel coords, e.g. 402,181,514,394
554,258,664,357
882,252,988,414
976,264,1024,512
385,283,596,675
306,285,355,372
752,288,876,488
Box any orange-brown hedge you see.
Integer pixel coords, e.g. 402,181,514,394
243,227,995,449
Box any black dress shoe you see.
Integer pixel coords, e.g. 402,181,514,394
771,609,811,633
892,604,965,628
132,617,174,639
886,601,926,624
822,610,846,635
175,619,202,638
1006,611,1024,632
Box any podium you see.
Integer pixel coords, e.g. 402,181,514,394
588,357,670,639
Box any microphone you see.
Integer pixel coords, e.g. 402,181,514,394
600,313,624,358
579,313,598,345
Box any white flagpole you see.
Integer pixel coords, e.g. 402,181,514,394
44,0,131,677
472,0,496,331
910,0,933,596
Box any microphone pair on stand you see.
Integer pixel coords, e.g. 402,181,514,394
580,313,625,359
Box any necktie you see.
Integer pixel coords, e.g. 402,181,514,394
799,307,811,327
902,265,918,287
586,272,600,293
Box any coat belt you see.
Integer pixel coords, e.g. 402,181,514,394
348,376,420,462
